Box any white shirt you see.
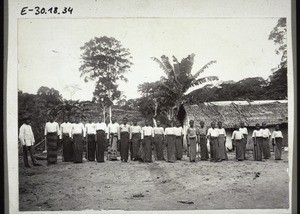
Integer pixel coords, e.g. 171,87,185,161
71,123,85,137
174,127,184,136
165,127,175,135
44,122,60,135
260,128,271,138
141,126,154,139
95,122,108,132
153,127,165,135
130,125,142,139
272,131,283,139
252,129,263,137
119,124,131,133
60,122,72,139
19,124,35,146
217,128,226,136
231,130,244,140
108,123,120,134
239,127,248,135
207,127,219,137
85,123,96,135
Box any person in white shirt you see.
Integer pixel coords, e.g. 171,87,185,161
71,116,86,163
119,117,131,162
207,122,219,162
44,115,60,165
130,118,142,161
153,119,165,161
141,119,154,163
85,118,97,161
19,115,41,168
186,120,198,162
271,124,284,160
95,116,108,162
59,117,73,162
196,121,209,161
216,121,228,161
231,124,244,161
165,122,176,163
174,121,184,160
239,122,248,160
107,116,119,161
252,123,263,161
260,122,271,159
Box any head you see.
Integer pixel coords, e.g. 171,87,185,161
262,122,266,129
189,120,194,127
133,118,138,126
275,124,280,131
233,124,238,130
217,121,222,128
23,116,30,125
240,121,245,128
99,116,103,123
49,115,54,122
177,121,181,127
200,121,204,127
75,116,80,123
211,122,216,128
89,118,93,123
63,116,68,123
255,123,260,130
111,116,116,123
123,117,128,125
156,120,161,127
145,119,150,126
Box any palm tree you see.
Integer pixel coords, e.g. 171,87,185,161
151,54,218,121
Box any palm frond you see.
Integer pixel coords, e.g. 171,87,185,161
191,76,219,87
151,57,172,77
193,60,217,80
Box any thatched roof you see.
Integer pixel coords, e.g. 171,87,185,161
183,100,288,128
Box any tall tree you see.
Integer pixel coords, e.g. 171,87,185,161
151,54,218,121
79,36,133,121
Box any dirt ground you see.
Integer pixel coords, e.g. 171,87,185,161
19,151,289,211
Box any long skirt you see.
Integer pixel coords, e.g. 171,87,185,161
137,141,145,161
210,137,219,161
73,134,83,163
189,137,197,162
96,130,106,162
108,134,118,161
154,134,164,160
235,140,244,160
262,137,271,158
218,135,228,160
175,136,183,159
274,137,283,160
120,132,130,162
87,134,96,161
166,135,176,163
46,133,58,164
253,137,263,161
143,136,153,163
131,133,141,160
242,135,247,159
199,135,209,160
62,134,73,162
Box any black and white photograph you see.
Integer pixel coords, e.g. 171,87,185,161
5,0,295,213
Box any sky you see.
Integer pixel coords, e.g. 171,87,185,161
18,18,282,101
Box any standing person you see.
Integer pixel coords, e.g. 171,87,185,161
186,120,197,162
196,121,209,161
174,121,184,160
129,119,142,161
239,122,248,160
153,120,165,161
272,125,284,160
44,115,60,165
107,116,119,161
59,117,73,162
19,115,41,167
165,122,176,163
95,116,107,163
252,123,263,161
207,122,219,162
119,117,131,162
85,118,97,161
71,116,85,163
260,122,271,159
231,124,244,161
141,119,154,163
217,121,228,161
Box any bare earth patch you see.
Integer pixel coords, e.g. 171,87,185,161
19,151,289,211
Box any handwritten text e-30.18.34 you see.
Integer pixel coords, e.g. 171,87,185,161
21,7,73,15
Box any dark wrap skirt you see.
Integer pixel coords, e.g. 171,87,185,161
234,139,244,160
188,137,197,162
210,137,219,161
108,134,118,161
242,135,247,159
46,133,58,164
199,135,209,160
87,134,96,161
175,136,183,159
131,133,141,160
120,132,130,162
154,134,164,160
274,137,283,160
143,136,153,163
62,133,73,162
262,137,271,158
73,134,83,163
253,137,263,161
166,135,176,163
218,134,228,160
96,130,106,162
